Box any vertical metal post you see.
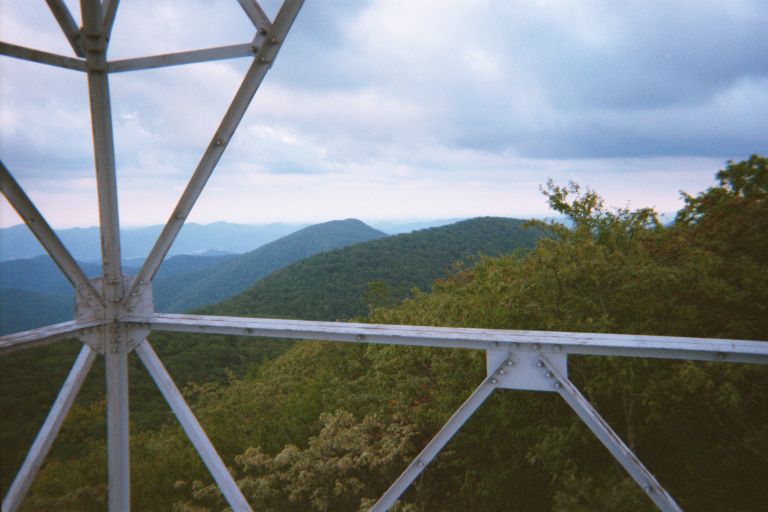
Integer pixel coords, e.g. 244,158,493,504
102,326,130,512
537,355,682,512
371,357,512,511
135,340,252,512
2,345,97,512
80,1,128,510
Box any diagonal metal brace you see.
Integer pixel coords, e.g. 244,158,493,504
237,0,272,33
0,161,104,311
108,43,258,73
370,353,516,511
0,41,86,72
45,0,85,57
2,344,97,512
135,339,252,512
124,0,305,305
537,355,683,512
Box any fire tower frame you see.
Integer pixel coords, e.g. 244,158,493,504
1,2,766,511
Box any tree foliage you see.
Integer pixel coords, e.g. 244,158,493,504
8,157,768,511
208,217,543,321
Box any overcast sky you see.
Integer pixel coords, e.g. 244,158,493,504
1,0,767,228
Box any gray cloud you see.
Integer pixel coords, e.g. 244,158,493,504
1,0,766,227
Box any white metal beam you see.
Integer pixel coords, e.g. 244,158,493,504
126,0,305,297
537,355,683,512
81,0,123,292
237,0,272,32
102,0,119,41
103,326,131,511
0,320,103,355
0,41,86,71
81,1,129,510
108,43,257,73
2,345,97,512
128,313,768,365
371,356,511,511
0,161,104,311
135,340,253,512
45,0,85,57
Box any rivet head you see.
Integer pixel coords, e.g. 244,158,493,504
545,371,553,378
499,369,505,375
417,460,424,467
536,361,544,368
490,378,498,384
554,382,562,389
356,334,364,341
505,359,514,366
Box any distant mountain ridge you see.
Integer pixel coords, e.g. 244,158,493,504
153,219,386,312
0,221,306,262
205,217,544,321
0,252,235,334
0,219,386,333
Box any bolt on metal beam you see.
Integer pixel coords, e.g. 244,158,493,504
80,1,130,510
132,313,768,365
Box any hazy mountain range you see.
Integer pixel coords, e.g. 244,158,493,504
0,216,544,334
153,219,386,312
0,219,466,263
0,222,306,262
0,219,385,333
205,217,543,321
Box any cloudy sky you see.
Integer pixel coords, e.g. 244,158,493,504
1,0,767,228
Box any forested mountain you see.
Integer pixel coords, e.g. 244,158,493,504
0,289,73,335
368,218,463,234
0,256,106,296
0,219,382,332
206,217,543,321
152,218,387,312
0,253,234,334
2,157,766,511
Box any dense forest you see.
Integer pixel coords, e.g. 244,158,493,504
0,215,542,499
153,218,386,312
0,218,384,332
205,217,544,321
2,156,767,511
